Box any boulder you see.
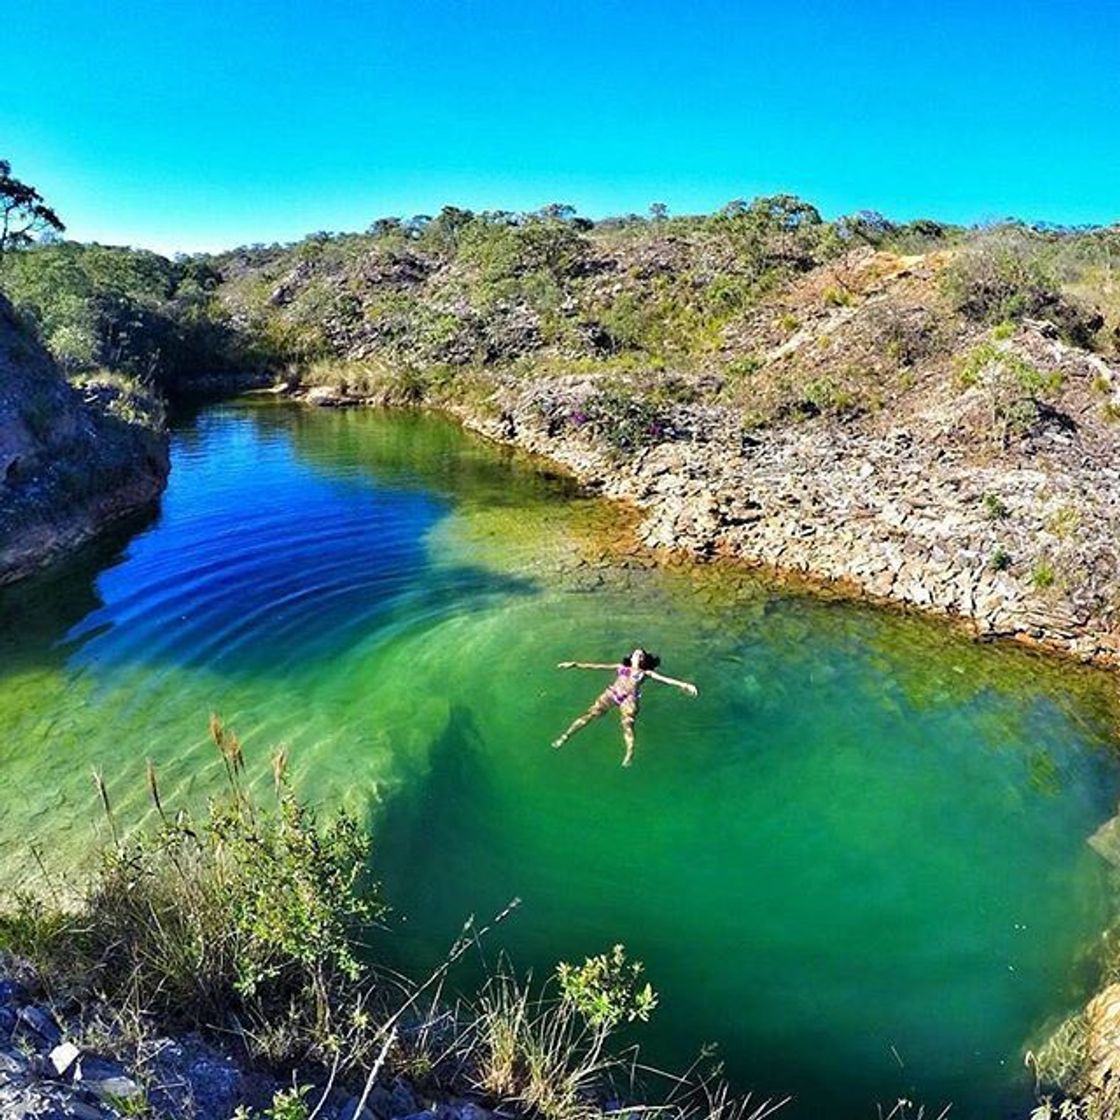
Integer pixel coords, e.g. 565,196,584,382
16,1006,61,1047
86,1074,144,1103
49,1042,80,1078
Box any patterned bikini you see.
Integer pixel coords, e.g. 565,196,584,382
609,664,643,706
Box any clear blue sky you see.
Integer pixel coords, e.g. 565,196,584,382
4,0,1118,254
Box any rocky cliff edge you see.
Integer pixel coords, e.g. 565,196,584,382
0,294,169,585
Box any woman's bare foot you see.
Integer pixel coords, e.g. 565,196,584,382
552,736,567,749
622,752,633,767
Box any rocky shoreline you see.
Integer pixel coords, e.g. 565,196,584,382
299,317,1120,672
0,476,166,589
0,966,493,1120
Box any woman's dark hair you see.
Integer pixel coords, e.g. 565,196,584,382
620,649,661,670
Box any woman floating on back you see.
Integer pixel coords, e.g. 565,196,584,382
552,648,698,767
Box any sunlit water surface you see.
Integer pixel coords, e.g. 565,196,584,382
2,402,1119,1119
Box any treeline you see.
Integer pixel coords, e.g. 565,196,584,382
210,196,1117,375
0,241,256,392
209,195,966,375
1,196,1118,397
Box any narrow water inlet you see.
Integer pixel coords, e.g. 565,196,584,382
1,400,1118,1120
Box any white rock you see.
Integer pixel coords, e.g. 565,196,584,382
49,1042,80,1077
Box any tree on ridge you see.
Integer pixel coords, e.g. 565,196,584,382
0,160,65,261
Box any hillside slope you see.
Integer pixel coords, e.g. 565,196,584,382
212,214,1120,666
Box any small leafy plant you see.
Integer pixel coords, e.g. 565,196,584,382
1032,561,1057,589
989,547,1012,572
982,493,1010,521
955,342,1063,444
556,944,658,1029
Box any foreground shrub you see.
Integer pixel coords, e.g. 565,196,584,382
460,956,780,1120
0,719,383,1067
0,724,780,1120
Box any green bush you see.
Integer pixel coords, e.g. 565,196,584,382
556,944,657,1029
956,342,1062,443
942,229,1059,324
943,228,1102,347
0,720,383,1067
1032,561,1057,589
802,376,854,415
708,194,828,278
459,216,590,288
982,493,1010,521
989,547,1012,572
580,384,673,456
0,242,249,385
822,285,853,308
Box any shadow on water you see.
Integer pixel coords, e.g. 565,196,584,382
369,700,944,1115
372,703,514,966
0,503,161,670
251,402,583,510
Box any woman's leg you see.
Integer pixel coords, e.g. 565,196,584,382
619,700,638,766
553,692,612,748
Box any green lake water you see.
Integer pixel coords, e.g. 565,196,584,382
2,401,1119,1118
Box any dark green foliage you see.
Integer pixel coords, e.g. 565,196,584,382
0,242,250,387
0,722,383,1066
458,215,592,289
7,195,1113,407
0,159,65,258
708,194,829,275
982,493,1010,521
836,210,896,246
989,547,1012,572
887,218,954,254
802,375,854,415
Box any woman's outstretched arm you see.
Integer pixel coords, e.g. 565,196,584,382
557,661,617,670
648,670,699,696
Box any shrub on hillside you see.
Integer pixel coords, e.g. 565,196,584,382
578,384,676,456
943,229,1103,347
955,341,1063,445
